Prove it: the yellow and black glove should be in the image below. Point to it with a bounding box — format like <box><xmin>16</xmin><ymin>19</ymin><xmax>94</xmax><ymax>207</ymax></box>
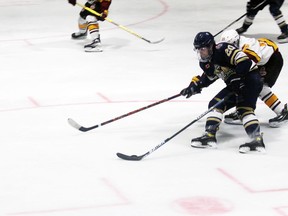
<box><xmin>180</xmin><ymin>75</ymin><xmax>202</xmax><ymax>98</ymax></box>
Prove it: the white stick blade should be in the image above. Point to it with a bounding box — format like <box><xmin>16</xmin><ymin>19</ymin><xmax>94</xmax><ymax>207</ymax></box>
<box><xmin>67</xmin><ymin>118</ymin><xmax>81</xmax><ymax>129</ymax></box>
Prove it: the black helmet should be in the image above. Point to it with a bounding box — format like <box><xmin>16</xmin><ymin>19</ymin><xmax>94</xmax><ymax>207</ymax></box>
<box><xmin>193</xmin><ymin>32</ymin><xmax>215</xmax><ymax>49</ymax></box>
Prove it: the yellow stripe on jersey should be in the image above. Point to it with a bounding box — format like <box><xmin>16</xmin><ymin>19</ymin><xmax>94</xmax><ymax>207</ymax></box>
<box><xmin>258</xmin><ymin>38</ymin><xmax>278</xmax><ymax>52</ymax></box>
<box><xmin>242</xmin><ymin>44</ymin><xmax>261</xmax><ymax>63</ymax></box>
<box><xmin>229</xmin><ymin>49</ymin><xmax>238</xmax><ymax>65</ymax></box>
<box><xmin>230</xmin><ymin>49</ymin><xmax>249</xmax><ymax>65</ymax></box>
<box><xmin>235</xmin><ymin>55</ymin><xmax>249</xmax><ymax>64</ymax></box>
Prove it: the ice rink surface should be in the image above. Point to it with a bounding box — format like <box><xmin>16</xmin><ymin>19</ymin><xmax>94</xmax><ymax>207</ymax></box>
<box><xmin>1</xmin><ymin>0</ymin><xmax>288</xmax><ymax>215</ymax></box>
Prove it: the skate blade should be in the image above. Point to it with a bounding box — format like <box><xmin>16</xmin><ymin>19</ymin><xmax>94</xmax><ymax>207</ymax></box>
<box><xmin>191</xmin><ymin>141</ymin><xmax>217</xmax><ymax>149</ymax></box>
<box><xmin>277</xmin><ymin>38</ymin><xmax>288</xmax><ymax>44</ymax></box>
<box><xmin>84</xmin><ymin>47</ymin><xmax>103</xmax><ymax>52</ymax></box>
<box><xmin>71</xmin><ymin>36</ymin><xmax>87</xmax><ymax>40</ymax></box>
<box><xmin>239</xmin><ymin>146</ymin><xmax>266</xmax><ymax>154</ymax></box>
<box><xmin>269</xmin><ymin>120</ymin><xmax>288</xmax><ymax>128</ymax></box>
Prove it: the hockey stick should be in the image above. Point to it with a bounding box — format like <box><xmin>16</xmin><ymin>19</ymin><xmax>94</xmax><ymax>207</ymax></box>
<box><xmin>76</xmin><ymin>3</ymin><xmax>164</xmax><ymax>44</ymax></box>
<box><xmin>68</xmin><ymin>93</ymin><xmax>181</xmax><ymax>132</ymax></box>
<box><xmin>213</xmin><ymin>0</ymin><xmax>268</xmax><ymax>37</ymax></box>
<box><xmin>117</xmin><ymin>93</ymin><xmax>233</xmax><ymax>161</ymax></box>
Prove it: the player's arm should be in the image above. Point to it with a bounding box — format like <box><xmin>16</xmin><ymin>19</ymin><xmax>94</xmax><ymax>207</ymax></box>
<box><xmin>225</xmin><ymin>45</ymin><xmax>257</xmax><ymax>94</ymax></box>
<box><xmin>180</xmin><ymin>72</ymin><xmax>216</xmax><ymax>98</ymax></box>
<box><xmin>98</xmin><ymin>0</ymin><xmax>111</xmax><ymax>20</ymax></box>
<box><xmin>199</xmin><ymin>62</ymin><xmax>218</xmax><ymax>87</ymax></box>
<box><xmin>226</xmin><ymin>45</ymin><xmax>257</xmax><ymax>75</ymax></box>
<box><xmin>242</xmin><ymin>43</ymin><xmax>261</xmax><ymax>63</ymax></box>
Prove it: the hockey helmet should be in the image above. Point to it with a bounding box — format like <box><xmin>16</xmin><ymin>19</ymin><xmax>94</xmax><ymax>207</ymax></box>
<box><xmin>220</xmin><ymin>29</ymin><xmax>240</xmax><ymax>47</ymax></box>
<box><xmin>193</xmin><ymin>32</ymin><xmax>215</xmax><ymax>62</ymax></box>
<box><xmin>193</xmin><ymin>32</ymin><xmax>215</xmax><ymax>49</ymax></box>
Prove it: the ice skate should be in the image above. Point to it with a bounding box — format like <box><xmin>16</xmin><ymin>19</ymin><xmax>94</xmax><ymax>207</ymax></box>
<box><xmin>277</xmin><ymin>32</ymin><xmax>288</xmax><ymax>44</ymax></box>
<box><xmin>239</xmin><ymin>135</ymin><xmax>266</xmax><ymax>154</ymax></box>
<box><xmin>224</xmin><ymin>111</ymin><xmax>242</xmax><ymax>125</ymax></box>
<box><xmin>269</xmin><ymin>104</ymin><xmax>288</xmax><ymax>128</ymax></box>
<box><xmin>71</xmin><ymin>31</ymin><xmax>87</xmax><ymax>40</ymax></box>
<box><xmin>236</xmin><ymin>26</ymin><xmax>248</xmax><ymax>34</ymax></box>
<box><xmin>84</xmin><ymin>38</ymin><xmax>103</xmax><ymax>52</ymax></box>
<box><xmin>191</xmin><ymin>132</ymin><xmax>217</xmax><ymax>149</ymax></box>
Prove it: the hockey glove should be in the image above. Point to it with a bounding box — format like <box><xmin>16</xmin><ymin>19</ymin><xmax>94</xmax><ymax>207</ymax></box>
<box><xmin>180</xmin><ymin>75</ymin><xmax>202</xmax><ymax>98</ymax></box>
<box><xmin>97</xmin><ymin>10</ymin><xmax>108</xmax><ymax>21</ymax></box>
<box><xmin>68</xmin><ymin>0</ymin><xmax>76</xmax><ymax>6</ymax></box>
<box><xmin>227</xmin><ymin>76</ymin><xmax>245</xmax><ymax>96</ymax></box>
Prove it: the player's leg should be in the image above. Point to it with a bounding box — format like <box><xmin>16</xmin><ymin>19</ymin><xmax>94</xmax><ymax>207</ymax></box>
<box><xmin>237</xmin><ymin>71</ymin><xmax>265</xmax><ymax>153</ymax></box>
<box><xmin>269</xmin><ymin>0</ymin><xmax>288</xmax><ymax>42</ymax></box>
<box><xmin>84</xmin><ymin>15</ymin><xmax>102</xmax><ymax>52</ymax></box>
<box><xmin>191</xmin><ymin>89</ymin><xmax>236</xmax><ymax>149</ymax></box>
<box><xmin>236</xmin><ymin>0</ymin><xmax>260</xmax><ymax>34</ymax></box>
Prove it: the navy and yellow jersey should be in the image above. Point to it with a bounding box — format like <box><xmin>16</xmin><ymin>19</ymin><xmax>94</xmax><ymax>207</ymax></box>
<box><xmin>198</xmin><ymin>62</ymin><xmax>217</xmax><ymax>88</ymax></box>
<box><xmin>199</xmin><ymin>42</ymin><xmax>258</xmax><ymax>86</ymax></box>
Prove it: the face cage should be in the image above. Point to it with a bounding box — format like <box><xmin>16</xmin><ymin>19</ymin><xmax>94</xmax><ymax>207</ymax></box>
<box><xmin>195</xmin><ymin>46</ymin><xmax>213</xmax><ymax>63</ymax></box>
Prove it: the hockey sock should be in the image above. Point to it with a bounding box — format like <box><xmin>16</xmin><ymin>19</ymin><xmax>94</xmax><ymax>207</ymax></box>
<box><xmin>259</xmin><ymin>85</ymin><xmax>284</xmax><ymax>115</ymax></box>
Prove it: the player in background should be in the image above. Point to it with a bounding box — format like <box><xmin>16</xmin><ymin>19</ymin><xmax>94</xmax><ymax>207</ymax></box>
<box><xmin>68</xmin><ymin>0</ymin><xmax>112</xmax><ymax>52</ymax></box>
<box><xmin>180</xmin><ymin>32</ymin><xmax>265</xmax><ymax>153</ymax></box>
<box><xmin>220</xmin><ymin>29</ymin><xmax>288</xmax><ymax>127</ymax></box>
<box><xmin>236</xmin><ymin>0</ymin><xmax>288</xmax><ymax>43</ymax></box>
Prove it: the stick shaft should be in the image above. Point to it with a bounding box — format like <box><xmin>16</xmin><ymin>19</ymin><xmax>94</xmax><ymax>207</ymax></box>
<box><xmin>100</xmin><ymin>94</ymin><xmax>181</xmax><ymax>127</ymax></box>
<box><xmin>213</xmin><ymin>0</ymin><xmax>267</xmax><ymax>37</ymax></box>
<box><xmin>69</xmin><ymin>93</ymin><xmax>181</xmax><ymax>132</ymax></box>
<box><xmin>117</xmin><ymin>93</ymin><xmax>233</xmax><ymax>160</ymax></box>
<box><xmin>76</xmin><ymin>3</ymin><xmax>159</xmax><ymax>43</ymax></box>
<box><xmin>143</xmin><ymin>94</ymin><xmax>231</xmax><ymax>157</ymax></box>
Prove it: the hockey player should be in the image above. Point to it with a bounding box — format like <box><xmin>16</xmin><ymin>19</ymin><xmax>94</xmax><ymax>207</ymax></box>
<box><xmin>180</xmin><ymin>32</ymin><xmax>265</xmax><ymax>153</ymax></box>
<box><xmin>220</xmin><ymin>29</ymin><xmax>288</xmax><ymax>127</ymax></box>
<box><xmin>236</xmin><ymin>0</ymin><xmax>288</xmax><ymax>43</ymax></box>
<box><xmin>68</xmin><ymin>0</ymin><xmax>112</xmax><ymax>52</ymax></box>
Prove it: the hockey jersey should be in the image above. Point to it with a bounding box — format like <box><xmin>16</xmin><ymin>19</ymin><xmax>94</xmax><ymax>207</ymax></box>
<box><xmin>199</xmin><ymin>42</ymin><xmax>258</xmax><ymax>87</ymax></box>
<box><xmin>239</xmin><ymin>36</ymin><xmax>278</xmax><ymax>66</ymax></box>
<box><xmin>87</xmin><ymin>0</ymin><xmax>111</xmax><ymax>13</ymax></box>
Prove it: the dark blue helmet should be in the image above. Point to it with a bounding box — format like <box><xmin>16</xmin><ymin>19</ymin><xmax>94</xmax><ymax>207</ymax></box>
<box><xmin>193</xmin><ymin>32</ymin><xmax>215</xmax><ymax>49</ymax></box>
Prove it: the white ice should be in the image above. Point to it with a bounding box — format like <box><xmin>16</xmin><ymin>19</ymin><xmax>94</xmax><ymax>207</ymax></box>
<box><xmin>1</xmin><ymin>0</ymin><xmax>288</xmax><ymax>215</ymax></box>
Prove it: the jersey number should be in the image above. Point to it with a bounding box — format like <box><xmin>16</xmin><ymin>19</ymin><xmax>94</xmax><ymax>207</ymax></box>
<box><xmin>225</xmin><ymin>44</ymin><xmax>235</xmax><ymax>57</ymax></box>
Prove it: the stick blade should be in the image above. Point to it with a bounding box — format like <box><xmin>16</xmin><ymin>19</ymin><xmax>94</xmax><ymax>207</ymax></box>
<box><xmin>67</xmin><ymin>118</ymin><xmax>89</xmax><ymax>132</ymax></box>
<box><xmin>149</xmin><ymin>37</ymin><xmax>165</xmax><ymax>44</ymax></box>
<box><xmin>68</xmin><ymin>118</ymin><xmax>81</xmax><ymax>129</ymax></box>
<box><xmin>116</xmin><ymin>153</ymin><xmax>143</xmax><ymax>161</ymax></box>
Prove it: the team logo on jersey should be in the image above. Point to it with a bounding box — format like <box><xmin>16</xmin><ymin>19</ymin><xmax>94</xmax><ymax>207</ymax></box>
<box><xmin>205</xmin><ymin>63</ymin><xmax>210</xmax><ymax>69</ymax></box>
<box><xmin>214</xmin><ymin>65</ymin><xmax>235</xmax><ymax>81</ymax></box>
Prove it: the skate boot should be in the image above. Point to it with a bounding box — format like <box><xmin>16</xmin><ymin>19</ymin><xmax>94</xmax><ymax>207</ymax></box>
<box><xmin>84</xmin><ymin>38</ymin><xmax>102</xmax><ymax>52</ymax></box>
<box><xmin>224</xmin><ymin>110</ymin><xmax>242</xmax><ymax>125</ymax></box>
<box><xmin>239</xmin><ymin>134</ymin><xmax>266</xmax><ymax>154</ymax></box>
<box><xmin>71</xmin><ymin>31</ymin><xmax>87</xmax><ymax>40</ymax></box>
<box><xmin>269</xmin><ymin>104</ymin><xmax>288</xmax><ymax>128</ymax></box>
<box><xmin>191</xmin><ymin>132</ymin><xmax>217</xmax><ymax>149</ymax></box>
<box><xmin>277</xmin><ymin>31</ymin><xmax>288</xmax><ymax>44</ymax></box>
<box><xmin>236</xmin><ymin>26</ymin><xmax>248</xmax><ymax>34</ymax></box>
